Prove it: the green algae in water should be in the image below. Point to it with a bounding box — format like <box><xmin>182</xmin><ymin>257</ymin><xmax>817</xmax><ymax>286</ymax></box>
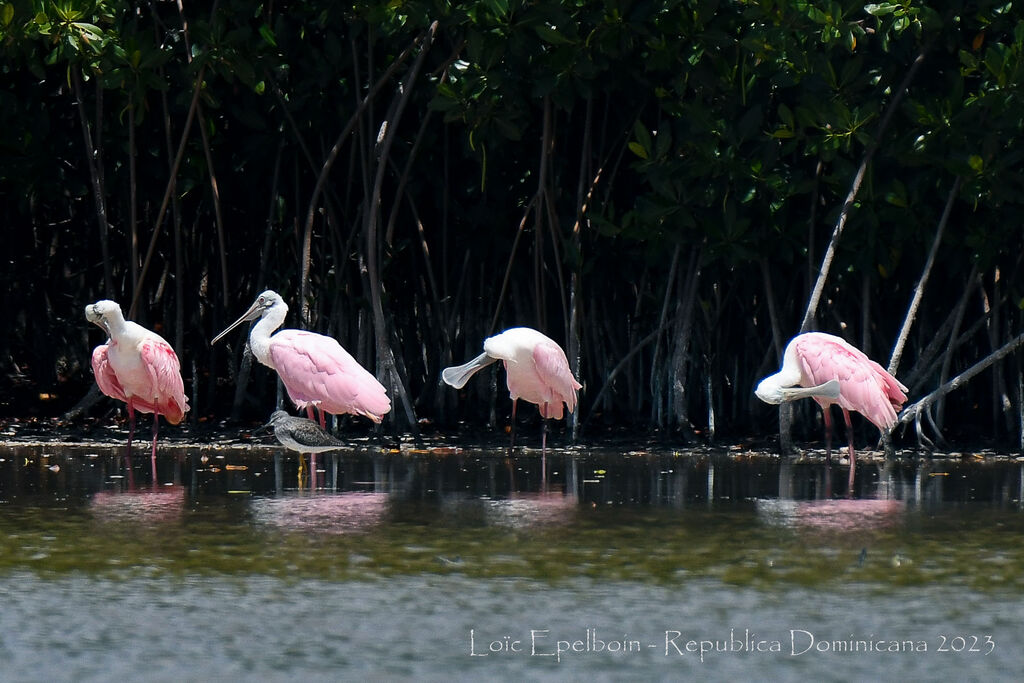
<box><xmin>2</xmin><ymin>446</ymin><xmax>1024</xmax><ymax>591</ymax></box>
<box><xmin>2</xmin><ymin>487</ymin><xmax>1024</xmax><ymax>592</ymax></box>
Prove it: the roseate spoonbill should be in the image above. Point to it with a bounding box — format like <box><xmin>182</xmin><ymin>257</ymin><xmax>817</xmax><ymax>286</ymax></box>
<box><xmin>267</xmin><ymin>410</ymin><xmax>345</xmax><ymax>489</ymax></box>
<box><xmin>755</xmin><ymin>332</ymin><xmax>908</xmax><ymax>494</ymax></box>
<box><xmin>442</xmin><ymin>327</ymin><xmax>582</xmax><ymax>451</ymax></box>
<box><xmin>85</xmin><ymin>300</ymin><xmax>189</xmax><ymax>467</ymax></box>
<box><xmin>211</xmin><ymin>290</ymin><xmax>390</xmax><ymax>427</ymax></box>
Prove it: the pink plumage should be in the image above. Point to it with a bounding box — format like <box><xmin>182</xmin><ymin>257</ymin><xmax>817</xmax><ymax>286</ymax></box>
<box><xmin>756</xmin><ymin>331</ymin><xmax>908</xmax><ymax>495</ymax></box>
<box><xmin>91</xmin><ymin>344</ymin><xmax>127</xmax><ymax>403</ymax></box>
<box><xmin>792</xmin><ymin>333</ymin><xmax>907</xmax><ymax>431</ymax></box>
<box><xmin>268</xmin><ymin>329</ymin><xmax>391</xmax><ymax>422</ymax></box>
<box><xmin>86</xmin><ymin>300</ymin><xmax>189</xmax><ymax>461</ymax></box>
<box><xmin>503</xmin><ymin>340</ymin><xmax>580</xmax><ymax>420</ymax></box>
<box><xmin>442</xmin><ymin>327</ymin><xmax>582</xmax><ymax>448</ymax></box>
<box><xmin>90</xmin><ymin>339</ymin><xmax>188</xmax><ymax>424</ymax></box>
<box><xmin>212</xmin><ymin>290</ymin><xmax>390</xmax><ymax>425</ymax></box>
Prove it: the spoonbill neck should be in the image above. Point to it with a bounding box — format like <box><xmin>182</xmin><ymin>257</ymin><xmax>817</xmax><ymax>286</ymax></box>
<box><xmin>754</xmin><ymin>345</ymin><xmax>804</xmax><ymax>405</ymax></box>
<box><xmin>249</xmin><ymin>303</ymin><xmax>288</xmax><ymax>367</ymax></box>
<box><xmin>103</xmin><ymin>309</ymin><xmax>130</xmax><ymax>339</ymax></box>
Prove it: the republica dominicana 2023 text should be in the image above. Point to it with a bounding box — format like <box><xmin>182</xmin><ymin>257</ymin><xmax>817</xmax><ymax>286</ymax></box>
<box><xmin>468</xmin><ymin>628</ymin><xmax>994</xmax><ymax>663</ymax></box>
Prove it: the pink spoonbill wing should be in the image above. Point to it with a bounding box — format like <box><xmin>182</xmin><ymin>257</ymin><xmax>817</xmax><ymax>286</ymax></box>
<box><xmin>531</xmin><ymin>341</ymin><xmax>582</xmax><ymax>419</ymax></box>
<box><xmin>794</xmin><ymin>334</ymin><xmax>907</xmax><ymax>431</ymax></box>
<box><xmin>91</xmin><ymin>344</ymin><xmax>128</xmax><ymax>403</ymax></box>
<box><xmin>268</xmin><ymin>330</ymin><xmax>391</xmax><ymax>422</ymax></box>
<box><xmin>138</xmin><ymin>337</ymin><xmax>188</xmax><ymax>424</ymax></box>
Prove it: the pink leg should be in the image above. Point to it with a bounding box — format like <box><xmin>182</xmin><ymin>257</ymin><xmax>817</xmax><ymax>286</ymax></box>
<box><xmin>304</xmin><ymin>405</ymin><xmax>326</xmax><ymax>429</ymax></box>
<box><xmin>540</xmin><ymin>403</ymin><xmax>548</xmax><ymax>455</ymax></box>
<box><xmin>126</xmin><ymin>402</ymin><xmax>136</xmax><ymax>456</ymax></box>
<box><xmin>842</xmin><ymin>408</ymin><xmax>856</xmax><ymax>497</ymax></box>
<box><xmin>310</xmin><ymin>453</ymin><xmax>318</xmax><ymax>489</ymax></box>
<box><xmin>151</xmin><ymin>415</ymin><xmax>160</xmax><ymax>488</ymax></box>
<box><xmin>821</xmin><ymin>406</ymin><xmax>834</xmax><ymax>499</ymax></box>
<box><xmin>509</xmin><ymin>399</ymin><xmax>518</xmax><ymax>450</ymax></box>
<box><xmin>821</xmin><ymin>406</ymin><xmax>833</xmax><ymax>464</ymax></box>
<box><xmin>540</xmin><ymin>406</ymin><xmax>548</xmax><ymax>493</ymax></box>
<box><xmin>124</xmin><ymin>402</ymin><xmax>136</xmax><ymax>489</ymax></box>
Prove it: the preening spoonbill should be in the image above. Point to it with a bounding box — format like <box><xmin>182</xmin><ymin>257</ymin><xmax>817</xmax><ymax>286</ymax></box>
<box><xmin>212</xmin><ymin>290</ymin><xmax>390</xmax><ymax>427</ymax></box>
<box><xmin>85</xmin><ymin>300</ymin><xmax>189</xmax><ymax>463</ymax></box>
<box><xmin>443</xmin><ymin>327</ymin><xmax>582</xmax><ymax>450</ymax></box>
<box><xmin>756</xmin><ymin>332</ymin><xmax>907</xmax><ymax>494</ymax></box>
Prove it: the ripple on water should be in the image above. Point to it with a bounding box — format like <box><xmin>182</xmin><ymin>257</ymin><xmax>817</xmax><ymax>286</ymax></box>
<box><xmin>1</xmin><ymin>446</ymin><xmax>1024</xmax><ymax>678</ymax></box>
<box><xmin>0</xmin><ymin>573</ymin><xmax>1020</xmax><ymax>680</ymax></box>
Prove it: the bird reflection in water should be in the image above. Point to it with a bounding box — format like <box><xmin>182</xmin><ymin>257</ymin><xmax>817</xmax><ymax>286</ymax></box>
<box><xmin>481</xmin><ymin>491</ymin><xmax>580</xmax><ymax>530</ymax></box>
<box><xmin>89</xmin><ymin>485</ymin><xmax>187</xmax><ymax>525</ymax></box>
<box><xmin>755</xmin><ymin>497</ymin><xmax>905</xmax><ymax>531</ymax></box>
<box><xmin>249</xmin><ymin>492</ymin><xmax>389</xmax><ymax>535</ymax></box>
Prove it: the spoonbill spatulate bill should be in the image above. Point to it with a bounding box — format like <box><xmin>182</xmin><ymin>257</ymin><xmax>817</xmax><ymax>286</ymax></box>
<box><xmin>443</xmin><ymin>327</ymin><xmax>582</xmax><ymax>451</ymax></box>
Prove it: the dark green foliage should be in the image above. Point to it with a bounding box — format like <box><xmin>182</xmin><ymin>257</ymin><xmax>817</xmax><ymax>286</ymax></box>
<box><xmin>1</xmin><ymin>1</ymin><xmax>1023</xmax><ymax>446</ymax></box>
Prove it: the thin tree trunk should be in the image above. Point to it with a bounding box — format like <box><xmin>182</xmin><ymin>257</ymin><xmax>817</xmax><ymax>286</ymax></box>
<box><xmin>938</xmin><ymin>271</ymin><xmax>985</xmax><ymax>426</ymax></box>
<box><xmin>760</xmin><ymin>257</ymin><xmax>784</xmax><ymax>361</ymax></box>
<box><xmin>861</xmin><ymin>272</ymin><xmax>870</xmax><ymax>355</ymax></box>
<box><xmin>568</xmin><ymin>98</ymin><xmax>600</xmax><ymax>440</ymax></box>
<box><xmin>888</xmin><ymin>176</ymin><xmax>962</xmax><ymax>376</ymax></box>
<box><xmin>898</xmin><ymin>331</ymin><xmax>1024</xmax><ymax>430</ymax></box>
<box><xmin>581</xmin><ymin>326</ymin><xmax>665</xmax><ymax>432</ymax></box>
<box><xmin>71</xmin><ymin>68</ymin><xmax>113</xmax><ymax>298</ymax></box>
<box><xmin>128</xmin><ymin>101</ymin><xmax>138</xmax><ymax>299</ymax></box>
<box><xmin>364</xmin><ymin>20</ymin><xmax>438</xmax><ymax>431</ymax></box>
<box><xmin>651</xmin><ymin>244</ymin><xmax>682</xmax><ymax>427</ymax></box>
<box><xmin>671</xmin><ymin>247</ymin><xmax>702</xmax><ymax>434</ymax></box>
<box><xmin>197</xmin><ymin>107</ymin><xmax>230</xmax><ymax>308</ymax></box>
<box><xmin>298</xmin><ymin>25</ymin><xmax>428</xmax><ymax>327</ymax></box>
<box><xmin>799</xmin><ymin>48</ymin><xmax>929</xmax><ymax>333</ymax></box>
<box><xmin>129</xmin><ymin>62</ymin><xmax>206</xmax><ymax>319</ymax></box>
<box><xmin>903</xmin><ymin>265</ymin><xmax>978</xmax><ymax>393</ymax></box>
<box><xmin>806</xmin><ymin>158</ymin><xmax>822</xmax><ymax>302</ymax></box>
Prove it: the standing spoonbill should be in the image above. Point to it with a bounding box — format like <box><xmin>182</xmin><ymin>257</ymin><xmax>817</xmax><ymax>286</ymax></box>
<box><xmin>267</xmin><ymin>410</ymin><xmax>345</xmax><ymax>489</ymax></box>
<box><xmin>211</xmin><ymin>290</ymin><xmax>390</xmax><ymax>427</ymax></box>
<box><xmin>85</xmin><ymin>300</ymin><xmax>189</xmax><ymax>467</ymax></box>
<box><xmin>442</xmin><ymin>327</ymin><xmax>582</xmax><ymax>451</ymax></box>
<box><xmin>755</xmin><ymin>332</ymin><xmax>907</xmax><ymax>495</ymax></box>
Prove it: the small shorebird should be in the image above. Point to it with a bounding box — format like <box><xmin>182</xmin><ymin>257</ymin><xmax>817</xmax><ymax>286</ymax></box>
<box><xmin>266</xmin><ymin>410</ymin><xmax>345</xmax><ymax>488</ymax></box>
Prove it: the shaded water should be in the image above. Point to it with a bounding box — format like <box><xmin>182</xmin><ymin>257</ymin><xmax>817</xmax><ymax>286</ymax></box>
<box><xmin>2</xmin><ymin>443</ymin><xmax>1023</xmax><ymax>680</ymax></box>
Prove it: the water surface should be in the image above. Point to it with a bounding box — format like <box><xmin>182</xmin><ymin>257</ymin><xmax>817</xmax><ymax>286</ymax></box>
<box><xmin>1</xmin><ymin>444</ymin><xmax>1022</xmax><ymax>680</ymax></box>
